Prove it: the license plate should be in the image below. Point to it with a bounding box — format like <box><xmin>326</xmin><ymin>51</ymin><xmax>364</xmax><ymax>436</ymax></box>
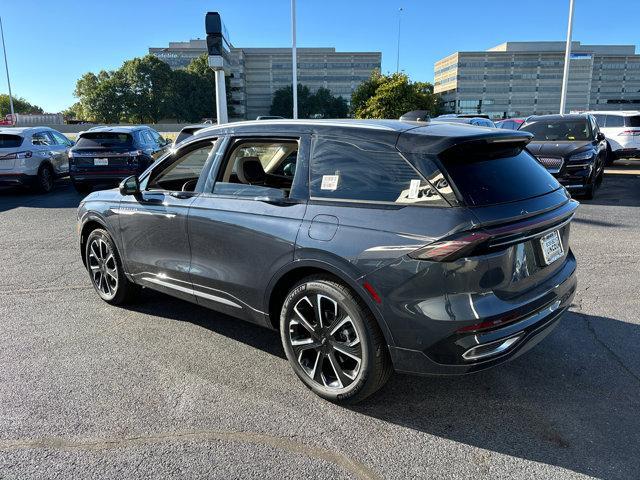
<box><xmin>94</xmin><ymin>158</ymin><xmax>108</xmax><ymax>166</ymax></box>
<box><xmin>540</xmin><ymin>230</ymin><xmax>564</xmax><ymax>265</ymax></box>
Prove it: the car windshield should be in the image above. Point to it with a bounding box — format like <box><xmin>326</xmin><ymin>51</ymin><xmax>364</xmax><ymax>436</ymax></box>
<box><xmin>76</xmin><ymin>132</ymin><xmax>133</xmax><ymax>148</ymax></box>
<box><xmin>520</xmin><ymin>119</ymin><xmax>590</xmax><ymax>141</ymax></box>
<box><xmin>0</xmin><ymin>134</ymin><xmax>23</xmax><ymax>148</ymax></box>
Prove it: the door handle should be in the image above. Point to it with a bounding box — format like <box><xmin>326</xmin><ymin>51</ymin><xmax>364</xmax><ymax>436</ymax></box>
<box><xmin>169</xmin><ymin>191</ymin><xmax>192</xmax><ymax>199</ymax></box>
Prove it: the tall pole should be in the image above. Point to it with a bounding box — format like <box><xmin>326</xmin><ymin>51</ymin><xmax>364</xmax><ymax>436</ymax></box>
<box><xmin>214</xmin><ymin>69</ymin><xmax>228</xmax><ymax>124</ymax></box>
<box><xmin>291</xmin><ymin>0</ymin><xmax>298</xmax><ymax>119</ymax></box>
<box><xmin>559</xmin><ymin>0</ymin><xmax>575</xmax><ymax>114</ymax></box>
<box><xmin>0</xmin><ymin>16</ymin><xmax>15</xmax><ymax>121</ymax></box>
<box><xmin>396</xmin><ymin>8</ymin><xmax>403</xmax><ymax>73</ymax></box>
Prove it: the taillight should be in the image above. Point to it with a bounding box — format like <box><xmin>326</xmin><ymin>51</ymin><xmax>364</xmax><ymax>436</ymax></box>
<box><xmin>408</xmin><ymin>231</ymin><xmax>491</xmax><ymax>262</ymax></box>
<box><xmin>618</xmin><ymin>130</ymin><xmax>640</xmax><ymax>136</ymax></box>
<box><xmin>1</xmin><ymin>151</ymin><xmax>32</xmax><ymax>160</ymax></box>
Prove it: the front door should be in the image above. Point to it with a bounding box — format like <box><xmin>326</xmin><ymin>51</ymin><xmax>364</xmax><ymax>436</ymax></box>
<box><xmin>187</xmin><ymin>135</ymin><xmax>310</xmax><ymax>324</ymax></box>
<box><xmin>118</xmin><ymin>139</ymin><xmax>218</xmax><ymax>302</ymax></box>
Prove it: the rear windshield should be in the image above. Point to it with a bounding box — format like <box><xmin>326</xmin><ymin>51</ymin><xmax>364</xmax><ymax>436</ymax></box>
<box><xmin>438</xmin><ymin>147</ymin><xmax>560</xmax><ymax>207</ymax></box>
<box><xmin>76</xmin><ymin>132</ymin><xmax>133</xmax><ymax>148</ymax></box>
<box><xmin>0</xmin><ymin>134</ymin><xmax>23</xmax><ymax>148</ymax></box>
<box><xmin>520</xmin><ymin>119</ymin><xmax>590</xmax><ymax>141</ymax></box>
<box><xmin>625</xmin><ymin>116</ymin><xmax>640</xmax><ymax>128</ymax></box>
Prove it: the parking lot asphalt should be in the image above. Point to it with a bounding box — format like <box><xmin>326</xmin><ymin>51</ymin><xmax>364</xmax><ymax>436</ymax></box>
<box><xmin>1</xmin><ymin>162</ymin><xmax>639</xmax><ymax>480</ymax></box>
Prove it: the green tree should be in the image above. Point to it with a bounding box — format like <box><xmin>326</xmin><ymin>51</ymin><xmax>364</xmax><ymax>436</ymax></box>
<box><xmin>269</xmin><ymin>84</ymin><xmax>348</xmax><ymax>119</ymax></box>
<box><xmin>185</xmin><ymin>54</ymin><xmax>235</xmax><ymax>118</ymax></box>
<box><xmin>351</xmin><ymin>71</ymin><xmax>440</xmax><ymax>119</ymax></box>
<box><xmin>74</xmin><ymin>71</ymin><xmax>128</xmax><ymax>123</ymax></box>
<box><xmin>0</xmin><ymin>94</ymin><xmax>44</xmax><ymax>117</ymax></box>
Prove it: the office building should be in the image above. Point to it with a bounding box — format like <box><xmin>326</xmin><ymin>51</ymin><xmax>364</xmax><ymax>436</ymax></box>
<box><xmin>150</xmin><ymin>40</ymin><xmax>381</xmax><ymax>120</ymax></box>
<box><xmin>434</xmin><ymin>41</ymin><xmax>640</xmax><ymax>118</ymax></box>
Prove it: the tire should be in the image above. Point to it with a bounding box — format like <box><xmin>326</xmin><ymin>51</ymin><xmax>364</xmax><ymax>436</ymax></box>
<box><xmin>605</xmin><ymin>144</ymin><xmax>614</xmax><ymax>166</ymax></box>
<box><xmin>35</xmin><ymin>163</ymin><xmax>54</xmax><ymax>193</ymax></box>
<box><xmin>583</xmin><ymin>179</ymin><xmax>596</xmax><ymax>200</ymax></box>
<box><xmin>84</xmin><ymin>228</ymin><xmax>138</xmax><ymax>305</ymax></box>
<box><xmin>73</xmin><ymin>181</ymin><xmax>92</xmax><ymax>194</ymax></box>
<box><xmin>280</xmin><ymin>275</ymin><xmax>392</xmax><ymax>404</ymax></box>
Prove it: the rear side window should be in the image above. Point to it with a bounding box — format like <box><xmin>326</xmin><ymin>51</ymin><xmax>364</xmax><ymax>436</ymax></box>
<box><xmin>76</xmin><ymin>132</ymin><xmax>133</xmax><ymax>148</ymax></box>
<box><xmin>310</xmin><ymin>138</ymin><xmax>447</xmax><ymax>206</ymax></box>
<box><xmin>0</xmin><ymin>134</ymin><xmax>23</xmax><ymax>148</ymax></box>
<box><xmin>32</xmin><ymin>132</ymin><xmax>55</xmax><ymax>146</ymax></box>
<box><xmin>439</xmin><ymin>146</ymin><xmax>560</xmax><ymax>207</ymax></box>
<box><xmin>605</xmin><ymin>115</ymin><xmax>624</xmax><ymax>128</ymax></box>
<box><xmin>625</xmin><ymin>116</ymin><xmax>640</xmax><ymax>127</ymax></box>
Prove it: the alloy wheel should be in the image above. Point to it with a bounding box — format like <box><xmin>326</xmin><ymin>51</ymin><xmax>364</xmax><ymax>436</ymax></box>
<box><xmin>87</xmin><ymin>237</ymin><xmax>119</xmax><ymax>297</ymax></box>
<box><xmin>40</xmin><ymin>166</ymin><xmax>53</xmax><ymax>192</ymax></box>
<box><xmin>288</xmin><ymin>293</ymin><xmax>362</xmax><ymax>389</ymax></box>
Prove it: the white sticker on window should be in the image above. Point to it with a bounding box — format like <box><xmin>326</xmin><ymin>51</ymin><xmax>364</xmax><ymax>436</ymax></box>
<box><xmin>408</xmin><ymin>179</ymin><xmax>421</xmax><ymax>199</ymax></box>
<box><xmin>321</xmin><ymin>175</ymin><xmax>339</xmax><ymax>191</ymax></box>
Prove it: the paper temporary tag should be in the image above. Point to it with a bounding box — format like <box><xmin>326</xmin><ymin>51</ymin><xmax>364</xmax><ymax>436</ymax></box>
<box><xmin>321</xmin><ymin>175</ymin><xmax>339</xmax><ymax>191</ymax></box>
<box><xmin>408</xmin><ymin>179</ymin><xmax>421</xmax><ymax>199</ymax></box>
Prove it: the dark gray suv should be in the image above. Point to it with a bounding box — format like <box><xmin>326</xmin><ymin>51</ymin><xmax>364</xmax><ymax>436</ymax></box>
<box><xmin>77</xmin><ymin>119</ymin><xmax>578</xmax><ymax>403</ymax></box>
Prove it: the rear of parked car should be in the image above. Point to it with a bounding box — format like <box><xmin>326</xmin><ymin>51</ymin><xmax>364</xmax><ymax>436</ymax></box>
<box><xmin>0</xmin><ymin>127</ymin><xmax>72</xmax><ymax>192</ymax></box>
<box><xmin>69</xmin><ymin>127</ymin><xmax>169</xmax><ymax>193</ymax></box>
<box><xmin>588</xmin><ymin>111</ymin><xmax>640</xmax><ymax>161</ymax></box>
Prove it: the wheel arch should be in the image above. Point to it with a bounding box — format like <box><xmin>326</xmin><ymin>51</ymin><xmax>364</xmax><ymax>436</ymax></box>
<box><xmin>79</xmin><ymin>215</ymin><xmax>111</xmax><ymax>268</ymax></box>
<box><xmin>264</xmin><ymin>260</ymin><xmax>396</xmax><ymax>348</ymax></box>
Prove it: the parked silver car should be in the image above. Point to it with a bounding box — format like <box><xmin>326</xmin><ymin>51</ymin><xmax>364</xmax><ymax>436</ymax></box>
<box><xmin>0</xmin><ymin>127</ymin><xmax>73</xmax><ymax>192</ymax></box>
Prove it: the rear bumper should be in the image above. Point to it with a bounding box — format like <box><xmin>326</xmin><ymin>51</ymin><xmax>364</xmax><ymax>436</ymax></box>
<box><xmin>71</xmin><ymin>170</ymin><xmax>139</xmax><ymax>185</ymax></box>
<box><xmin>612</xmin><ymin>147</ymin><xmax>640</xmax><ymax>159</ymax></box>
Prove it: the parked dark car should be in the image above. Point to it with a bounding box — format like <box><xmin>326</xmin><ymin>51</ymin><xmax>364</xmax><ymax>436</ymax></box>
<box><xmin>77</xmin><ymin>119</ymin><xmax>577</xmax><ymax>403</ymax></box>
<box><xmin>520</xmin><ymin>114</ymin><xmax>607</xmax><ymax>199</ymax></box>
<box><xmin>495</xmin><ymin>118</ymin><xmax>525</xmax><ymax>130</ymax></box>
<box><xmin>174</xmin><ymin>124</ymin><xmax>209</xmax><ymax>146</ymax></box>
<box><xmin>435</xmin><ymin>116</ymin><xmax>496</xmax><ymax>128</ymax></box>
<box><xmin>69</xmin><ymin>126</ymin><xmax>170</xmax><ymax>193</ymax></box>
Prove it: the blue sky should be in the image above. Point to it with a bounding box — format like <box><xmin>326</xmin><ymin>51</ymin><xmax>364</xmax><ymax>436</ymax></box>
<box><xmin>2</xmin><ymin>0</ymin><xmax>639</xmax><ymax>112</ymax></box>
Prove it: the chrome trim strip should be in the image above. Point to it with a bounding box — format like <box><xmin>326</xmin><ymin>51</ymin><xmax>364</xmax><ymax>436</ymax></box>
<box><xmin>141</xmin><ymin>276</ymin><xmax>242</xmax><ymax>309</ymax></box>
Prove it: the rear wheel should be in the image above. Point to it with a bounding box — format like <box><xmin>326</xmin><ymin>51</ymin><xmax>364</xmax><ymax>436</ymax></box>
<box><xmin>280</xmin><ymin>275</ymin><xmax>392</xmax><ymax>404</ymax></box>
<box><xmin>35</xmin><ymin>164</ymin><xmax>54</xmax><ymax>193</ymax></box>
<box><xmin>85</xmin><ymin>229</ymin><xmax>138</xmax><ymax>305</ymax></box>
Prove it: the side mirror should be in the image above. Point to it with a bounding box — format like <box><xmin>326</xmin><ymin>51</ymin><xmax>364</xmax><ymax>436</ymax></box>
<box><xmin>119</xmin><ymin>175</ymin><xmax>140</xmax><ymax>196</ymax></box>
<box><xmin>597</xmin><ymin>132</ymin><xmax>606</xmax><ymax>142</ymax></box>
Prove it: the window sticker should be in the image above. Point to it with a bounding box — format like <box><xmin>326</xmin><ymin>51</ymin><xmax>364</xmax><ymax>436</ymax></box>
<box><xmin>321</xmin><ymin>175</ymin><xmax>339</xmax><ymax>191</ymax></box>
<box><xmin>408</xmin><ymin>179</ymin><xmax>421</xmax><ymax>199</ymax></box>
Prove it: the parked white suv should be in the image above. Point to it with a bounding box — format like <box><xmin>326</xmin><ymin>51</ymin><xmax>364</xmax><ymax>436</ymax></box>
<box><xmin>586</xmin><ymin>111</ymin><xmax>640</xmax><ymax>163</ymax></box>
<box><xmin>0</xmin><ymin>127</ymin><xmax>73</xmax><ymax>193</ymax></box>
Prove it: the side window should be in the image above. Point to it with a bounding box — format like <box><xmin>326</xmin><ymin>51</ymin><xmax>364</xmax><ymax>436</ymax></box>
<box><xmin>51</xmin><ymin>131</ymin><xmax>71</xmax><ymax>146</ymax></box>
<box><xmin>592</xmin><ymin>114</ymin><xmax>606</xmax><ymax>128</ymax></box>
<box><xmin>146</xmin><ymin>141</ymin><xmax>216</xmax><ymax>192</ymax></box>
<box><xmin>310</xmin><ymin>138</ymin><xmax>446</xmax><ymax>206</ymax></box>
<box><xmin>605</xmin><ymin>115</ymin><xmax>624</xmax><ymax>128</ymax></box>
<box><xmin>149</xmin><ymin>129</ymin><xmax>165</xmax><ymax>146</ymax></box>
<box><xmin>589</xmin><ymin>116</ymin><xmax>599</xmax><ymax>136</ymax></box>
<box><xmin>140</xmin><ymin>130</ymin><xmax>154</xmax><ymax>145</ymax></box>
<box><xmin>213</xmin><ymin>139</ymin><xmax>299</xmax><ymax>198</ymax></box>
<box><xmin>32</xmin><ymin>132</ymin><xmax>54</xmax><ymax>146</ymax></box>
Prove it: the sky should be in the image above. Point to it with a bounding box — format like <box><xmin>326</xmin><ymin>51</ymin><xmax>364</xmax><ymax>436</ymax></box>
<box><xmin>2</xmin><ymin>0</ymin><xmax>640</xmax><ymax>113</ymax></box>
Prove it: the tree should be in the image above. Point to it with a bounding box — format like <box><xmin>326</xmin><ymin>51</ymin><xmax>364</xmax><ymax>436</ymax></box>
<box><xmin>0</xmin><ymin>94</ymin><xmax>44</xmax><ymax>117</ymax></box>
<box><xmin>269</xmin><ymin>84</ymin><xmax>348</xmax><ymax>119</ymax></box>
<box><xmin>351</xmin><ymin>71</ymin><xmax>441</xmax><ymax>119</ymax></box>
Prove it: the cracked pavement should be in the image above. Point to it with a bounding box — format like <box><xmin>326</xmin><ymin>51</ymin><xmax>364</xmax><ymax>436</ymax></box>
<box><xmin>0</xmin><ymin>164</ymin><xmax>639</xmax><ymax>479</ymax></box>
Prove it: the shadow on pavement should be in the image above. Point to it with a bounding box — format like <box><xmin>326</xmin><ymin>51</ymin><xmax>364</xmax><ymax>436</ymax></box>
<box><xmin>581</xmin><ymin>165</ymin><xmax>640</xmax><ymax>207</ymax></box>
<box><xmin>121</xmin><ymin>287</ymin><xmax>640</xmax><ymax>479</ymax></box>
<box><xmin>0</xmin><ymin>180</ymin><xmax>85</xmax><ymax>213</ymax></box>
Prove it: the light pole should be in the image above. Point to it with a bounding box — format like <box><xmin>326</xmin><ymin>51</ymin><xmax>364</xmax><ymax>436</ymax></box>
<box><xmin>559</xmin><ymin>0</ymin><xmax>575</xmax><ymax>114</ymax></box>
<box><xmin>396</xmin><ymin>7</ymin><xmax>403</xmax><ymax>73</ymax></box>
<box><xmin>0</xmin><ymin>16</ymin><xmax>15</xmax><ymax>121</ymax></box>
<box><xmin>291</xmin><ymin>0</ymin><xmax>298</xmax><ymax>119</ymax></box>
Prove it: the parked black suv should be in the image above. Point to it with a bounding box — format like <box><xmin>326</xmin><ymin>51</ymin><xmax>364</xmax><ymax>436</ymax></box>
<box><xmin>520</xmin><ymin>114</ymin><xmax>607</xmax><ymax>199</ymax></box>
<box><xmin>69</xmin><ymin>126</ymin><xmax>170</xmax><ymax>193</ymax></box>
<box><xmin>77</xmin><ymin>119</ymin><xmax>577</xmax><ymax>403</ymax></box>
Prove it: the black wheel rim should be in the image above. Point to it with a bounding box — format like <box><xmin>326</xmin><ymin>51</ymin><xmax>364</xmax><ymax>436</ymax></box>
<box><xmin>288</xmin><ymin>293</ymin><xmax>362</xmax><ymax>389</ymax></box>
<box><xmin>87</xmin><ymin>238</ymin><xmax>118</xmax><ymax>297</ymax></box>
<box><xmin>41</xmin><ymin>168</ymin><xmax>53</xmax><ymax>190</ymax></box>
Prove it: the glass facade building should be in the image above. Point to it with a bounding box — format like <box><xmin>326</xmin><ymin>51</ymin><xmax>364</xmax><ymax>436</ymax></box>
<box><xmin>434</xmin><ymin>41</ymin><xmax>640</xmax><ymax>118</ymax></box>
<box><xmin>150</xmin><ymin>40</ymin><xmax>381</xmax><ymax>120</ymax></box>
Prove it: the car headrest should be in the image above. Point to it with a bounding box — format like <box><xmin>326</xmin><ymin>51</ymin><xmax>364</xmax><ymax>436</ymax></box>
<box><xmin>236</xmin><ymin>156</ymin><xmax>265</xmax><ymax>185</ymax></box>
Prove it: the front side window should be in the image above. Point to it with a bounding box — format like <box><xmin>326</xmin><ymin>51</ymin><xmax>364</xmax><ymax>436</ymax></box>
<box><xmin>147</xmin><ymin>142</ymin><xmax>216</xmax><ymax>192</ymax></box>
<box><xmin>310</xmin><ymin>138</ymin><xmax>446</xmax><ymax>205</ymax></box>
<box><xmin>148</xmin><ymin>129</ymin><xmax>165</xmax><ymax>145</ymax></box>
<box><xmin>520</xmin><ymin>119</ymin><xmax>590</xmax><ymax>141</ymax></box>
<box><xmin>51</xmin><ymin>131</ymin><xmax>71</xmax><ymax>146</ymax></box>
<box><xmin>213</xmin><ymin>139</ymin><xmax>299</xmax><ymax>198</ymax></box>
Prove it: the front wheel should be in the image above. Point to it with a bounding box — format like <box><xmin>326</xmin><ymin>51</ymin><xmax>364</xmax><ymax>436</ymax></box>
<box><xmin>85</xmin><ymin>229</ymin><xmax>138</xmax><ymax>305</ymax></box>
<box><xmin>280</xmin><ymin>275</ymin><xmax>392</xmax><ymax>404</ymax></box>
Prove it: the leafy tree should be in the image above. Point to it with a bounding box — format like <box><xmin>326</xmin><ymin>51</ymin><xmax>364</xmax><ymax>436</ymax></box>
<box><xmin>269</xmin><ymin>84</ymin><xmax>348</xmax><ymax>119</ymax></box>
<box><xmin>0</xmin><ymin>94</ymin><xmax>44</xmax><ymax>117</ymax></box>
<box><xmin>351</xmin><ymin>71</ymin><xmax>441</xmax><ymax>119</ymax></box>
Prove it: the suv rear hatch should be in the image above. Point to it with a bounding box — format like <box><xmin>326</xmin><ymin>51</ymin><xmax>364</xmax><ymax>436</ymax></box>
<box><xmin>399</xmin><ymin>124</ymin><xmax>578</xmax><ymax>298</ymax></box>
<box><xmin>71</xmin><ymin>132</ymin><xmax>137</xmax><ymax>173</ymax></box>
<box><xmin>0</xmin><ymin>134</ymin><xmax>24</xmax><ymax>171</ymax></box>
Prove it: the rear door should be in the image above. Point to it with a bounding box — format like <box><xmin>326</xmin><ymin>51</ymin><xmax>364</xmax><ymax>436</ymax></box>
<box><xmin>186</xmin><ymin>134</ymin><xmax>310</xmax><ymax>323</ymax></box>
